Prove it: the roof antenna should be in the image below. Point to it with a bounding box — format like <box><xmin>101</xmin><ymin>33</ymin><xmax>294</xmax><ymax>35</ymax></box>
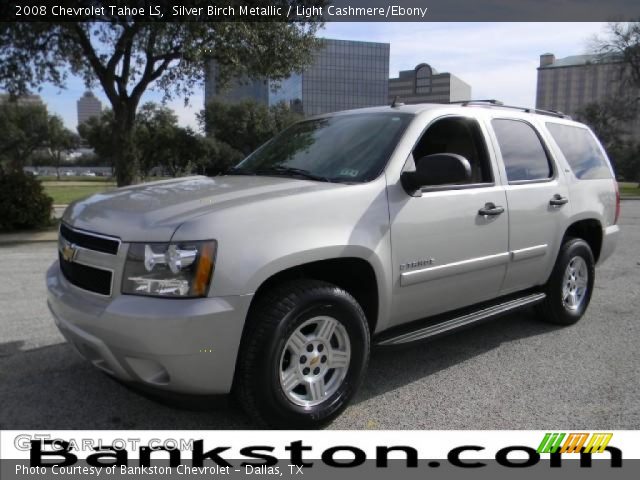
<box><xmin>391</xmin><ymin>96</ymin><xmax>404</xmax><ymax>108</ymax></box>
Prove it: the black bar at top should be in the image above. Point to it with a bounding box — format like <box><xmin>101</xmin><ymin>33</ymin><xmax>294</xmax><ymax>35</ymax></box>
<box><xmin>1</xmin><ymin>0</ymin><xmax>639</xmax><ymax>22</ymax></box>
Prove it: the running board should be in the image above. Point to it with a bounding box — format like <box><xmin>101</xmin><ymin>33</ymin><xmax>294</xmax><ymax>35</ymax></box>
<box><xmin>376</xmin><ymin>292</ymin><xmax>546</xmax><ymax>347</ymax></box>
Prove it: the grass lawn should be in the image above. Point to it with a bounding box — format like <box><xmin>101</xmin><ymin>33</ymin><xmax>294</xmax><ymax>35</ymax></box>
<box><xmin>619</xmin><ymin>182</ymin><xmax>640</xmax><ymax>197</ymax></box>
<box><xmin>43</xmin><ymin>183</ymin><xmax>116</xmax><ymax>204</ymax></box>
<box><xmin>38</xmin><ymin>175</ymin><xmax>114</xmax><ymax>183</ymax></box>
<box><xmin>40</xmin><ymin>177</ymin><xmax>171</xmax><ymax>204</ymax></box>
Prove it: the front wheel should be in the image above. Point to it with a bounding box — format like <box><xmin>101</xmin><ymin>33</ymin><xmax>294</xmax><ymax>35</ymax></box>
<box><xmin>235</xmin><ymin>280</ymin><xmax>370</xmax><ymax>428</ymax></box>
<box><xmin>537</xmin><ymin>238</ymin><xmax>595</xmax><ymax>325</ymax></box>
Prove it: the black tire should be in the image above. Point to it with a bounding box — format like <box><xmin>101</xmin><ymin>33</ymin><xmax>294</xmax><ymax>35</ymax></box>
<box><xmin>537</xmin><ymin>238</ymin><xmax>595</xmax><ymax>325</ymax></box>
<box><xmin>235</xmin><ymin>279</ymin><xmax>370</xmax><ymax>428</ymax></box>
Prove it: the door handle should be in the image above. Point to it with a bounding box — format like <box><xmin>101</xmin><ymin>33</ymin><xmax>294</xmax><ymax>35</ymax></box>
<box><xmin>549</xmin><ymin>194</ymin><xmax>569</xmax><ymax>206</ymax></box>
<box><xmin>478</xmin><ymin>202</ymin><xmax>505</xmax><ymax>216</ymax></box>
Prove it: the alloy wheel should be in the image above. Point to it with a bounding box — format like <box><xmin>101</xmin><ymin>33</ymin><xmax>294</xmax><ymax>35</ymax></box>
<box><xmin>279</xmin><ymin>316</ymin><xmax>351</xmax><ymax>407</ymax></box>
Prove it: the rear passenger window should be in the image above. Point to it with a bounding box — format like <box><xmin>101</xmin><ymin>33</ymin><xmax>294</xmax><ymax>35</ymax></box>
<box><xmin>492</xmin><ymin>119</ymin><xmax>553</xmax><ymax>182</ymax></box>
<box><xmin>545</xmin><ymin>123</ymin><xmax>611</xmax><ymax>179</ymax></box>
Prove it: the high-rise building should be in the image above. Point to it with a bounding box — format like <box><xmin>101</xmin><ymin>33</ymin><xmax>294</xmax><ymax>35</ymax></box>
<box><xmin>205</xmin><ymin>39</ymin><xmax>390</xmax><ymax>116</ymax></box>
<box><xmin>388</xmin><ymin>63</ymin><xmax>471</xmax><ymax>104</ymax></box>
<box><xmin>536</xmin><ymin>52</ymin><xmax>639</xmax><ymax>139</ymax></box>
<box><xmin>77</xmin><ymin>91</ymin><xmax>102</xmax><ymax>126</ymax></box>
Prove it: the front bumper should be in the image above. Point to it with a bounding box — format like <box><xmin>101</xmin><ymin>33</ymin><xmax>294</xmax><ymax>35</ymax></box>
<box><xmin>598</xmin><ymin>224</ymin><xmax>620</xmax><ymax>265</ymax></box>
<box><xmin>46</xmin><ymin>261</ymin><xmax>253</xmax><ymax>395</ymax></box>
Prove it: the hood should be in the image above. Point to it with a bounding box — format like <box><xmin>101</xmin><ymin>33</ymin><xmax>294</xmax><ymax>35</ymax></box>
<box><xmin>62</xmin><ymin>175</ymin><xmax>342</xmax><ymax>242</ymax></box>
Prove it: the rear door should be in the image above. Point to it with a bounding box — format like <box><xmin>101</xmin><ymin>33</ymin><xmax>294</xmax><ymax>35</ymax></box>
<box><xmin>486</xmin><ymin>117</ymin><xmax>571</xmax><ymax>295</ymax></box>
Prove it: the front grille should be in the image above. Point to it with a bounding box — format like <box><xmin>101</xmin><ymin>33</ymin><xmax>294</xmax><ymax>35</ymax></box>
<box><xmin>59</xmin><ymin>252</ymin><xmax>112</xmax><ymax>296</ymax></box>
<box><xmin>60</xmin><ymin>223</ymin><xmax>119</xmax><ymax>255</ymax></box>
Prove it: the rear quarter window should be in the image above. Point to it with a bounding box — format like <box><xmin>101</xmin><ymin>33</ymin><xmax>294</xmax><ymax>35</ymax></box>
<box><xmin>545</xmin><ymin>123</ymin><xmax>612</xmax><ymax>180</ymax></box>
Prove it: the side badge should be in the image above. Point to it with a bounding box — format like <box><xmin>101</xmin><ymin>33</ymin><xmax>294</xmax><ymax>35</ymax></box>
<box><xmin>400</xmin><ymin>258</ymin><xmax>435</xmax><ymax>271</ymax></box>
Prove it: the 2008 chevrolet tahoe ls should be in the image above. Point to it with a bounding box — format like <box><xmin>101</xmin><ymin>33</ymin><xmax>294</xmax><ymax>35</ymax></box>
<box><xmin>47</xmin><ymin>101</ymin><xmax>620</xmax><ymax>427</ymax></box>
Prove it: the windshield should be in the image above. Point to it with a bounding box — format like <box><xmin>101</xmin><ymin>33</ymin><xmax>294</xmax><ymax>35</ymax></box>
<box><xmin>228</xmin><ymin>112</ymin><xmax>412</xmax><ymax>183</ymax></box>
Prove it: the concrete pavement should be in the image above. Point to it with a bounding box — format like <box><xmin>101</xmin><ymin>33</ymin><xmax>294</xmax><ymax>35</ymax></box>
<box><xmin>0</xmin><ymin>203</ymin><xmax>638</xmax><ymax>429</ymax></box>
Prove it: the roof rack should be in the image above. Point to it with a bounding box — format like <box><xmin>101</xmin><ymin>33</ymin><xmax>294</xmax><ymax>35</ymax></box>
<box><xmin>390</xmin><ymin>95</ymin><xmax>405</xmax><ymax>108</ymax></box>
<box><xmin>451</xmin><ymin>99</ymin><xmax>504</xmax><ymax>106</ymax></box>
<box><xmin>450</xmin><ymin>99</ymin><xmax>571</xmax><ymax>119</ymax></box>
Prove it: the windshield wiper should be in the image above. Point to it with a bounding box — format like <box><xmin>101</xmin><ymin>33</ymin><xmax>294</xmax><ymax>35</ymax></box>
<box><xmin>263</xmin><ymin>166</ymin><xmax>332</xmax><ymax>182</ymax></box>
<box><xmin>241</xmin><ymin>166</ymin><xmax>331</xmax><ymax>182</ymax></box>
<box><xmin>226</xmin><ymin>166</ymin><xmax>333</xmax><ymax>182</ymax></box>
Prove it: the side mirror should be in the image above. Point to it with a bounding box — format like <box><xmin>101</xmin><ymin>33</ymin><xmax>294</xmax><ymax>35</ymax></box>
<box><xmin>401</xmin><ymin>153</ymin><xmax>472</xmax><ymax>195</ymax></box>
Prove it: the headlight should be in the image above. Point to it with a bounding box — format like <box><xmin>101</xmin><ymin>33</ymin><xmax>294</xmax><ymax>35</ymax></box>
<box><xmin>122</xmin><ymin>240</ymin><xmax>216</xmax><ymax>298</ymax></box>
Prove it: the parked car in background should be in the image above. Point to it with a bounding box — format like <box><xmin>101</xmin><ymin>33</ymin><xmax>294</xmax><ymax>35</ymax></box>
<box><xmin>47</xmin><ymin>101</ymin><xmax>619</xmax><ymax>428</ymax></box>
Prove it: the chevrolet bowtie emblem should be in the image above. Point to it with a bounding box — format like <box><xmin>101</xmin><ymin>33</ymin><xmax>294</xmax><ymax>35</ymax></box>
<box><xmin>62</xmin><ymin>243</ymin><xmax>77</xmax><ymax>262</ymax></box>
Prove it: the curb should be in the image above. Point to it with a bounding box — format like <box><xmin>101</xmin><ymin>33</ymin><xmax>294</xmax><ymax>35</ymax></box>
<box><xmin>0</xmin><ymin>230</ymin><xmax>58</xmax><ymax>244</ymax></box>
<box><xmin>621</xmin><ymin>196</ymin><xmax>640</xmax><ymax>201</ymax></box>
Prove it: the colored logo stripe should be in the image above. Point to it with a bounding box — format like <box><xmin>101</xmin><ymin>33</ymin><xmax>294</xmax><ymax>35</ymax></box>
<box><xmin>583</xmin><ymin>433</ymin><xmax>613</xmax><ymax>453</ymax></box>
<box><xmin>560</xmin><ymin>433</ymin><xmax>589</xmax><ymax>453</ymax></box>
<box><xmin>537</xmin><ymin>433</ymin><xmax>566</xmax><ymax>453</ymax></box>
<box><xmin>537</xmin><ymin>433</ymin><xmax>613</xmax><ymax>454</ymax></box>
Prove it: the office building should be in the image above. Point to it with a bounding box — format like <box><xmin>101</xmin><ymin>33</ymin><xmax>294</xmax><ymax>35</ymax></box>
<box><xmin>77</xmin><ymin>91</ymin><xmax>102</xmax><ymax>126</ymax></box>
<box><xmin>388</xmin><ymin>63</ymin><xmax>472</xmax><ymax>104</ymax></box>
<box><xmin>205</xmin><ymin>39</ymin><xmax>390</xmax><ymax>116</ymax></box>
<box><xmin>536</xmin><ymin>52</ymin><xmax>639</xmax><ymax>139</ymax></box>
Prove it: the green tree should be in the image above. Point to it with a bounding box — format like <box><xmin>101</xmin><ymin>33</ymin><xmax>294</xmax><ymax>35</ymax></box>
<box><xmin>589</xmin><ymin>22</ymin><xmax>640</xmax><ymax>183</ymax></box>
<box><xmin>199</xmin><ymin>99</ymin><xmax>303</xmax><ymax>155</ymax></box>
<box><xmin>271</xmin><ymin>101</ymin><xmax>305</xmax><ymax>133</ymax></box>
<box><xmin>200</xmin><ymin>100</ymin><xmax>274</xmax><ymax>155</ymax></box>
<box><xmin>78</xmin><ymin>110</ymin><xmax>117</xmax><ymax>169</ymax></box>
<box><xmin>201</xmin><ymin>137</ymin><xmax>245</xmax><ymax>176</ymax></box>
<box><xmin>80</xmin><ymin>103</ymin><xmax>212</xmax><ymax>179</ymax></box>
<box><xmin>0</xmin><ymin>167</ymin><xmax>53</xmax><ymax>231</ymax></box>
<box><xmin>0</xmin><ymin>6</ymin><xmax>324</xmax><ymax>186</ymax></box>
<box><xmin>136</xmin><ymin>102</ymin><xmax>179</xmax><ymax>178</ymax></box>
<box><xmin>616</xmin><ymin>143</ymin><xmax>640</xmax><ymax>182</ymax></box>
<box><xmin>576</xmin><ymin>98</ymin><xmax>639</xmax><ymax>181</ymax></box>
<box><xmin>593</xmin><ymin>22</ymin><xmax>640</xmax><ymax>89</ymax></box>
<box><xmin>47</xmin><ymin>115</ymin><xmax>79</xmax><ymax>179</ymax></box>
<box><xmin>163</xmin><ymin>127</ymin><xmax>201</xmax><ymax>177</ymax></box>
<box><xmin>0</xmin><ymin>101</ymin><xmax>49</xmax><ymax>170</ymax></box>
<box><xmin>576</xmin><ymin>96</ymin><xmax>635</xmax><ymax>152</ymax></box>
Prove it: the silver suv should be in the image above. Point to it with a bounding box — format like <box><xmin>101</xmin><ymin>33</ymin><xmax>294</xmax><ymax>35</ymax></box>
<box><xmin>47</xmin><ymin>102</ymin><xmax>620</xmax><ymax>427</ymax></box>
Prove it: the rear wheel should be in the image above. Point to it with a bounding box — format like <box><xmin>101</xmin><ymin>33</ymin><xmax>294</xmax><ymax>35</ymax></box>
<box><xmin>537</xmin><ymin>238</ymin><xmax>595</xmax><ymax>325</ymax></box>
<box><xmin>235</xmin><ymin>280</ymin><xmax>370</xmax><ymax>428</ymax></box>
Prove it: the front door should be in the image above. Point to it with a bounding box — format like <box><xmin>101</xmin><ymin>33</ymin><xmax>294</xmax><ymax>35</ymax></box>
<box><xmin>387</xmin><ymin>115</ymin><xmax>509</xmax><ymax>326</ymax></box>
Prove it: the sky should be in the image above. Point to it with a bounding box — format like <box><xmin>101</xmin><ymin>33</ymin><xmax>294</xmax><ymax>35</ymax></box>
<box><xmin>36</xmin><ymin>22</ymin><xmax>607</xmax><ymax>131</ymax></box>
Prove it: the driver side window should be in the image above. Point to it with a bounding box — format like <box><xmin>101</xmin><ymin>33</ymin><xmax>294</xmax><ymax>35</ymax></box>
<box><xmin>412</xmin><ymin>116</ymin><xmax>493</xmax><ymax>186</ymax></box>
